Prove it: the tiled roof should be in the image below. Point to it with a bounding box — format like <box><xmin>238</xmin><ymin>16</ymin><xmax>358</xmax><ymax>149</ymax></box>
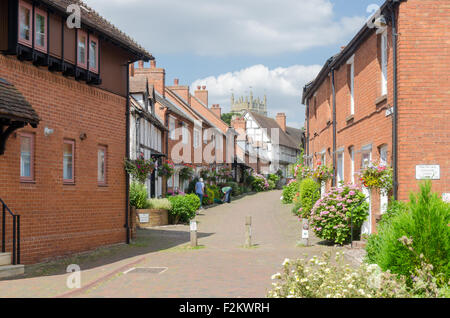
<box><xmin>40</xmin><ymin>0</ymin><xmax>152</xmax><ymax>59</ymax></box>
<box><xmin>154</xmin><ymin>91</ymin><xmax>196</xmax><ymax>123</ymax></box>
<box><xmin>247</xmin><ymin>111</ymin><xmax>300</xmax><ymax>149</ymax></box>
<box><xmin>129</xmin><ymin>76</ymin><xmax>149</xmax><ymax>93</ymax></box>
<box><xmin>0</xmin><ymin>78</ymin><xmax>40</xmax><ymax>125</ymax></box>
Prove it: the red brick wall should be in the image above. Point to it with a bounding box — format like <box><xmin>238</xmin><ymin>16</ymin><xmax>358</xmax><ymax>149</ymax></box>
<box><xmin>397</xmin><ymin>0</ymin><xmax>450</xmax><ymax>200</ymax></box>
<box><xmin>307</xmin><ymin>24</ymin><xmax>394</xmax><ymax>232</ymax></box>
<box><xmin>0</xmin><ymin>55</ymin><xmax>127</xmax><ymax>264</ymax></box>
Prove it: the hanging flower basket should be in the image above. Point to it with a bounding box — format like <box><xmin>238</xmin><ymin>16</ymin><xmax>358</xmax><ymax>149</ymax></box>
<box><xmin>313</xmin><ymin>161</ymin><xmax>334</xmax><ymax>184</ymax></box>
<box><xmin>157</xmin><ymin>160</ymin><xmax>175</xmax><ymax>178</ymax></box>
<box><xmin>179</xmin><ymin>165</ymin><xmax>194</xmax><ymax>182</ymax></box>
<box><xmin>360</xmin><ymin>161</ymin><xmax>393</xmax><ymax>195</ymax></box>
<box><xmin>124</xmin><ymin>154</ymin><xmax>155</xmax><ymax>184</ymax></box>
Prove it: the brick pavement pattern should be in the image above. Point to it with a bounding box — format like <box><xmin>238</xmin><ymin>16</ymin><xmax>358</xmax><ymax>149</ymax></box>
<box><xmin>0</xmin><ymin>191</ymin><xmax>335</xmax><ymax>298</ymax></box>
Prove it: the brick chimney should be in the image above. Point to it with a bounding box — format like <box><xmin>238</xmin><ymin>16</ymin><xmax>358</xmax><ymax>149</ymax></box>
<box><xmin>134</xmin><ymin>59</ymin><xmax>166</xmax><ymax>97</ymax></box>
<box><xmin>231</xmin><ymin>116</ymin><xmax>247</xmax><ymax>141</ymax></box>
<box><xmin>174</xmin><ymin>78</ymin><xmax>179</xmax><ymax>86</ymax></box>
<box><xmin>167</xmin><ymin>78</ymin><xmax>190</xmax><ymax>103</ymax></box>
<box><xmin>194</xmin><ymin>85</ymin><xmax>208</xmax><ymax>106</ymax></box>
<box><xmin>211</xmin><ymin>104</ymin><xmax>221</xmax><ymax>118</ymax></box>
<box><xmin>276</xmin><ymin>113</ymin><xmax>287</xmax><ymax>132</ymax></box>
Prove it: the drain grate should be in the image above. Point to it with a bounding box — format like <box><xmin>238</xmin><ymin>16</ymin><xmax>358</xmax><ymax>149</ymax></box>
<box><xmin>124</xmin><ymin>267</ymin><xmax>168</xmax><ymax>274</ymax></box>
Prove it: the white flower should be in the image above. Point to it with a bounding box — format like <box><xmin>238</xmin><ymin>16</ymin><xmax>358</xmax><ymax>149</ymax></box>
<box><xmin>271</xmin><ymin>273</ymin><xmax>282</xmax><ymax>280</ymax></box>
<box><xmin>300</xmin><ymin>278</ymin><xmax>308</xmax><ymax>283</ymax></box>
<box><xmin>282</xmin><ymin>258</ymin><xmax>291</xmax><ymax>266</ymax></box>
<box><xmin>358</xmin><ymin>289</ymin><xmax>366</xmax><ymax>295</ymax></box>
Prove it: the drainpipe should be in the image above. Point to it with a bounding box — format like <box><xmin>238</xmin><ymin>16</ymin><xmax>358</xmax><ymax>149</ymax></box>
<box><xmin>390</xmin><ymin>1</ymin><xmax>399</xmax><ymax>200</ymax></box>
<box><xmin>306</xmin><ymin>99</ymin><xmax>310</xmax><ymax>159</ymax></box>
<box><xmin>125</xmin><ymin>61</ymin><xmax>131</xmax><ymax>244</ymax></box>
<box><xmin>332</xmin><ymin>68</ymin><xmax>337</xmax><ymax>187</ymax></box>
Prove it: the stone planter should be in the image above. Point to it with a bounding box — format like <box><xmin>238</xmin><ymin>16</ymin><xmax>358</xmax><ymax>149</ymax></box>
<box><xmin>136</xmin><ymin>209</ymin><xmax>169</xmax><ymax>228</ymax></box>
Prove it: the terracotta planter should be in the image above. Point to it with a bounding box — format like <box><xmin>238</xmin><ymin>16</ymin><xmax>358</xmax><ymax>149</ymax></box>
<box><xmin>136</xmin><ymin>209</ymin><xmax>169</xmax><ymax>228</ymax></box>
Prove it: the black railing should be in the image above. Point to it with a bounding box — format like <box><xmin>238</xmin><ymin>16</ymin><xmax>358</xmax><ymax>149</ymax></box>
<box><xmin>0</xmin><ymin>198</ymin><xmax>20</xmax><ymax>265</ymax></box>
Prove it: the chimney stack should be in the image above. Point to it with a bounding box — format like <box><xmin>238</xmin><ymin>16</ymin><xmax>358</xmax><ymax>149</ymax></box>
<box><xmin>174</xmin><ymin>78</ymin><xmax>179</xmax><ymax>86</ymax></box>
<box><xmin>195</xmin><ymin>85</ymin><xmax>208</xmax><ymax>106</ymax></box>
<box><xmin>211</xmin><ymin>104</ymin><xmax>222</xmax><ymax>118</ymax></box>
<box><xmin>138</xmin><ymin>60</ymin><xmax>144</xmax><ymax>69</ymax></box>
<box><xmin>150</xmin><ymin>60</ymin><xmax>156</xmax><ymax>68</ymax></box>
<box><xmin>276</xmin><ymin>113</ymin><xmax>287</xmax><ymax>132</ymax></box>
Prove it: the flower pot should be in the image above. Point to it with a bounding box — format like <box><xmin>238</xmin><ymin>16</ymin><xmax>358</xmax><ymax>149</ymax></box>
<box><xmin>136</xmin><ymin>209</ymin><xmax>169</xmax><ymax>228</ymax></box>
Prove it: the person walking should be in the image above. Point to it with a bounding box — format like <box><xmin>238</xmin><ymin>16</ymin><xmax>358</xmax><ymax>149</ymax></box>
<box><xmin>221</xmin><ymin>186</ymin><xmax>233</xmax><ymax>204</ymax></box>
<box><xmin>195</xmin><ymin>178</ymin><xmax>205</xmax><ymax>209</ymax></box>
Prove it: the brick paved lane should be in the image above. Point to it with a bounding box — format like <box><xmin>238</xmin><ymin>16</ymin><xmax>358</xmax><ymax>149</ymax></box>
<box><xmin>0</xmin><ymin>190</ymin><xmax>336</xmax><ymax>298</ymax></box>
<box><xmin>74</xmin><ymin>190</ymin><xmax>333</xmax><ymax>298</ymax></box>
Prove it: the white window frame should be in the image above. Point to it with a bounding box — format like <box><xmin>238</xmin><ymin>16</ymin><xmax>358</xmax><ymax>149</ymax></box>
<box><xmin>169</xmin><ymin>116</ymin><xmax>176</xmax><ymax>140</ymax></box>
<box><xmin>381</xmin><ymin>30</ymin><xmax>388</xmax><ymax>96</ymax></box>
<box><xmin>194</xmin><ymin>128</ymin><xmax>200</xmax><ymax>149</ymax></box>
<box><xmin>349</xmin><ymin>147</ymin><xmax>355</xmax><ymax>184</ymax></box>
<box><xmin>347</xmin><ymin>54</ymin><xmax>355</xmax><ymax>115</ymax></box>
<box><xmin>182</xmin><ymin>124</ymin><xmax>189</xmax><ymax>145</ymax></box>
<box><xmin>336</xmin><ymin>148</ymin><xmax>344</xmax><ymax>184</ymax></box>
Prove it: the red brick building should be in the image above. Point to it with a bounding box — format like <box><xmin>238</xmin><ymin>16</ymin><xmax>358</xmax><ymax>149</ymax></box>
<box><xmin>302</xmin><ymin>0</ymin><xmax>449</xmax><ymax>234</ymax></box>
<box><xmin>0</xmin><ymin>0</ymin><xmax>152</xmax><ymax>266</ymax></box>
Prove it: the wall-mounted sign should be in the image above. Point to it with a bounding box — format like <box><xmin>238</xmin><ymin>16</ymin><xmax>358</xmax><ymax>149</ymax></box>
<box><xmin>443</xmin><ymin>193</ymin><xmax>450</xmax><ymax>203</ymax></box>
<box><xmin>416</xmin><ymin>165</ymin><xmax>440</xmax><ymax>180</ymax></box>
<box><xmin>139</xmin><ymin>213</ymin><xmax>149</xmax><ymax>223</ymax></box>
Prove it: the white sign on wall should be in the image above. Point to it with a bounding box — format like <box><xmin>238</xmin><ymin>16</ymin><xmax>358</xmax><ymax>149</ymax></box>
<box><xmin>416</xmin><ymin>165</ymin><xmax>440</xmax><ymax>180</ymax></box>
<box><xmin>139</xmin><ymin>213</ymin><xmax>149</xmax><ymax>223</ymax></box>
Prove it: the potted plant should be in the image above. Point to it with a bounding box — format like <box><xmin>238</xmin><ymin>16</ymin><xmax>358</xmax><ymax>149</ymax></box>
<box><xmin>312</xmin><ymin>161</ymin><xmax>334</xmax><ymax>184</ymax></box>
<box><xmin>360</xmin><ymin>161</ymin><xmax>393</xmax><ymax>195</ymax></box>
<box><xmin>179</xmin><ymin>164</ymin><xmax>195</xmax><ymax>183</ymax></box>
<box><xmin>143</xmin><ymin>198</ymin><xmax>172</xmax><ymax>227</ymax></box>
<box><xmin>157</xmin><ymin>159</ymin><xmax>175</xmax><ymax>178</ymax></box>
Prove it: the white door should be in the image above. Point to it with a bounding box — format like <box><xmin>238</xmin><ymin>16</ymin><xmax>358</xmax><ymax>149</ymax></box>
<box><xmin>380</xmin><ymin>146</ymin><xmax>389</xmax><ymax>214</ymax></box>
<box><xmin>361</xmin><ymin>151</ymin><xmax>372</xmax><ymax>235</ymax></box>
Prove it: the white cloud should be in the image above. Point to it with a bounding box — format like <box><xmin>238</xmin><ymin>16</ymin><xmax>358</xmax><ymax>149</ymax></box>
<box><xmin>191</xmin><ymin>64</ymin><xmax>322</xmax><ymax>128</ymax></box>
<box><xmin>83</xmin><ymin>0</ymin><xmax>366</xmax><ymax>56</ymax></box>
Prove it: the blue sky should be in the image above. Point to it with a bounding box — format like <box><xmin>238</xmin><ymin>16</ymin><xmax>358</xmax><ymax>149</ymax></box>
<box><xmin>85</xmin><ymin>0</ymin><xmax>385</xmax><ymax>128</ymax></box>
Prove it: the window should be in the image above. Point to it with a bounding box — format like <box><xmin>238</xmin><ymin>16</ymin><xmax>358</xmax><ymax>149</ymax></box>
<box><xmin>63</xmin><ymin>140</ymin><xmax>75</xmax><ymax>183</ymax></box>
<box><xmin>361</xmin><ymin>151</ymin><xmax>372</xmax><ymax>169</ymax></box>
<box><xmin>89</xmin><ymin>36</ymin><xmax>99</xmax><ymax>73</ymax></box>
<box><xmin>18</xmin><ymin>1</ymin><xmax>32</xmax><ymax>46</ymax></box>
<box><xmin>34</xmin><ymin>8</ymin><xmax>47</xmax><ymax>53</ymax></box>
<box><xmin>169</xmin><ymin>117</ymin><xmax>175</xmax><ymax>140</ymax></box>
<box><xmin>337</xmin><ymin>151</ymin><xmax>344</xmax><ymax>184</ymax></box>
<box><xmin>194</xmin><ymin>128</ymin><xmax>200</xmax><ymax>149</ymax></box>
<box><xmin>381</xmin><ymin>30</ymin><xmax>388</xmax><ymax>96</ymax></box>
<box><xmin>182</xmin><ymin>124</ymin><xmax>189</xmax><ymax>145</ymax></box>
<box><xmin>347</xmin><ymin>55</ymin><xmax>355</xmax><ymax>115</ymax></box>
<box><xmin>98</xmin><ymin>146</ymin><xmax>107</xmax><ymax>185</ymax></box>
<box><xmin>20</xmin><ymin>133</ymin><xmax>34</xmax><ymax>182</ymax></box>
<box><xmin>77</xmin><ymin>30</ymin><xmax>88</xmax><ymax>69</ymax></box>
<box><xmin>349</xmin><ymin>147</ymin><xmax>355</xmax><ymax>184</ymax></box>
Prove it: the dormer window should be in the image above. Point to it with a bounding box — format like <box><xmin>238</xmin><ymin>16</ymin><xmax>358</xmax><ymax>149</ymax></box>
<box><xmin>34</xmin><ymin>8</ymin><xmax>47</xmax><ymax>53</ymax></box>
<box><xmin>89</xmin><ymin>36</ymin><xmax>99</xmax><ymax>73</ymax></box>
<box><xmin>18</xmin><ymin>1</ymin><xmax>32</xmax><ymax>46</ymax></box>
<box><xmin>77</xmin><ymin>30</ymin><xmax>88</xmax><ymax>69</ymax></box>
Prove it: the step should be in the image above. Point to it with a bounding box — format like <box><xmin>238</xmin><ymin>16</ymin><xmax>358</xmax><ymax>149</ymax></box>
<box><xmin>0</xmin><ymin>253</ymin><xmax>11</xmax><ymax>266</ymax></box>
<box><xmin>0</xmin><ymin>265</ymin><xmax>25</xmax><ymax>279</ymax></box>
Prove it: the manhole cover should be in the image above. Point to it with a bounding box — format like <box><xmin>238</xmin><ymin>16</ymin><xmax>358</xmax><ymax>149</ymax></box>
<box><xmin>124</xmin><ymin>267</ymin><xmax>167</xmax><ymax>274</ymax></box>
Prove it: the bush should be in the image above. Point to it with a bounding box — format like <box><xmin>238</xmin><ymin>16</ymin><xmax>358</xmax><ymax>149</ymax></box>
<box><xmin>168</xmin><ymin>194</ymin><xmax>200</xmax><ymax>223</ymax></box>
<box><xmin>281</xmin><ymin>180</ymin><xmax>299</xmax><ymax>204</ymax></box>
<box><xmin>252</xmin><ymin>173</ymin><xmax>269</xmax><ymax>192</ymax></box>
<box><xmin>365</xmin><ymin>181</ymin><xmax>450</xmax><ymax>286</ymax></box>
<box><xmin>268</xmin><ymin>251</ymin><xmax>445</xmax><ymax>298</ymax></box>
<box><xmin>268</xmin><ymin>179</ymin><xmax>276</xmax><ymax>190</ymax></box>
<box><xmin>129</xmin><ymin>182</ymin><xmax>150</xmax><ymax>209</ymax></box>
<box><xmin>310</xmin><ymin>184</ymin><xmax>369</xmax><ymax>245</ymax></box>
<box><xmin>148</xmin><ymin>198</ymin><xmax>172</xmax><ymax>210</ymax></box>
<box><xmin>295</xmin><ymin>178</ymin><xmax>320</xmax><ymax>218</ymax></box>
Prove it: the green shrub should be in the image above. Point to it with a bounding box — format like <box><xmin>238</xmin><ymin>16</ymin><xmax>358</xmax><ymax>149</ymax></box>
<box><xmin>282</xmin><ymin>181</ymin><xmax>299</xmax><ymax>204</ymax></box>
<box><xmin>268</xmin><ymin>179</ymin><xmax>276</xmax><ymax>190</ymax></box>
<box><xmin>295</xmin><ymin>178</ymin><xmax>320</xmax><ymax>218</ymax></box>
<box><xmin>168</xmin><ymin>194</ymin><xmax>200</xmax><ymax>223</ymax></box>
<box><xmin>225</xmin><ymin>181</ymin><xmax>241</xmax><ymax>196</ymax></box>
<box><xmin>251</xmin><ymin>173</ymin><xmax>269</xmax><ymax>192</ymax></box>
<box><xmin>129</xmin><ymin>182</ymin><xmax>150</xmax><ymax>209</ymax></box>
<box><xmin>310</xmin><ymin>185</ymin><xmax>369</xmax><ymax>245</ymax></box>
<box><xmin>366</xmin><ymin>181</ymin><xmax>450</xmax><ymax>286</ymax></box>
<box><xmin>148</xmin><ymin>198</ymin><xmax>172</xmax><ymax>210</ymax></box>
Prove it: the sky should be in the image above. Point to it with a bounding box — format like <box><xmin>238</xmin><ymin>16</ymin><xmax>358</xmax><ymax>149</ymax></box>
<box><xmin>84</xmin><ymin>0</ymin><xmax>385</xmax><ymax>128</ymax></box>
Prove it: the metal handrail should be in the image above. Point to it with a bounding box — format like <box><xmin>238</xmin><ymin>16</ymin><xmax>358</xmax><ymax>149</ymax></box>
<box><xmin>0</xmin><ymin>198</ymin><xmax>20</xmax><ymax>265</ymax></box>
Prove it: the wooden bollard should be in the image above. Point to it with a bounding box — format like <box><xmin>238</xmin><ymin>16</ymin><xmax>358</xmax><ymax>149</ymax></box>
<box><xmin>245</xmin><ymin>216</ymin><xmax>252</xmax><ymax>248</ymax></box>
<box><xmin>302</xmin><ymin>218</ymin><xmax>309</xmax><ymax>246</ymax></box>
<box><xmin>190</xmin><ymin>220</ymin><xmax>198</xmax><ymax>247</ymax></box>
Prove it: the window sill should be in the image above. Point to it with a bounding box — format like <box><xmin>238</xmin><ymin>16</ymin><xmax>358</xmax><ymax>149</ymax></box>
<box><xmin>63</xmin><ymin>181</ymin><xmax>75</xmax><ymax>186</ymax></box>
<box><xmin>346</xmin><ymin>115</ymin><xmax>354</xmax><ymax>123</ymax></box>
<box><xmin>20</xmin><ymin>180</ymin><xmax>36</xmax><ymax>184</ymax></box>
<box><xmin>98</xmin><ymin>184</ymin><xmax>108</xmax><ymax>188</ymax></box>
<box><xmin>375</xmin><ymin>94</ymin><xmax>387</xmax><ymax>106</ymax></box>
